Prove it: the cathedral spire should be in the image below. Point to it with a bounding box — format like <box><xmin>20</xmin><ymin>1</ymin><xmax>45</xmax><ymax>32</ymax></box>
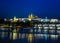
<box><xmin>13</xmin><ymin>16</ymin><xmax>18</xmax><ymax>22</ymax></box>
<box><xmin>28</xmin><ymin>13</ymin><xmax>34</xmax><ymax>19</ymax></box>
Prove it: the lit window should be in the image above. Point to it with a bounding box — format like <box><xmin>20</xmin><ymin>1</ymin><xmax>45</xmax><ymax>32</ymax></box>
<box><xmin>49</xmin><ymin>26</ymin><xmax>55</xmax><ymax>29</ymax></box>
<box><xmin>50</xmin><ymin>19</ymin><xmax>58</xmax><ymax>22</ymax></box>
<box><xmin>57</xmin><ymin>26</ymin><xmax>60</xmax><ymax>29</ymax></box>
<box><xmin>38</xmin><ymin>24</ymin><xmax>42</xmax><ymax>27</ymax></box>
<box><xmin>43</xmin><ymin>24</ymin><xmax>48</xmax><ymax>27</ymax></box>
<box><xmin>49</xmin><ymin>24</ymin><xmax>55</xmax><ymax>27</ymax></box>
<box><xmin>44</xmin><ymin>27</ymin><xmax>49</xmax><ymax>29</ymax></box>
<box><xmin>49</xmin><ymin>30</ymin><xmax>55</xmax><ymax>33</ymax></box>
<box><xmin>56</xmin><ymin>24</ymin><xmax>60</xmax><ymax>27</ymax></box>
<box><xmin>44</xmin><ymin>30</ymin><xmax>48</xmax><ymax>33</ymax></box>
<box><xmin>41</xmin><ymin>19</ymin><xmax>44</xmax><ymax>22</ymax></box>
<box><xmin>38</xmin><ymin>27</ymin><xmax>42</xmax><ymax>29</ymax></box>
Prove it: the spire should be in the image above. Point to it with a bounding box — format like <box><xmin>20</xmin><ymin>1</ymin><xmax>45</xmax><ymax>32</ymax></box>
<box><xmin>28</xmin><ymin>13</ymin><xmax>34</xmax><ymax>19</ymax></box>
<box><xmin>13</xmin><ymin>16</ymin><xmax>18</xmax><ymax>22</ymax></box>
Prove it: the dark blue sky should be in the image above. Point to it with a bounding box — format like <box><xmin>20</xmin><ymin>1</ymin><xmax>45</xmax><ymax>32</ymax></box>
<box><xmin>0</xmin><ymin>0</ymin><xmax>60</xmax><ymax>18</ymax></box>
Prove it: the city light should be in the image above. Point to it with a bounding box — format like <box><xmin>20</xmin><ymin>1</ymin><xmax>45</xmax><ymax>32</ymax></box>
<box><xmin>0</xmin><ymin>14</ymin><xmax>60</xmax><ymax>43</ymax></box>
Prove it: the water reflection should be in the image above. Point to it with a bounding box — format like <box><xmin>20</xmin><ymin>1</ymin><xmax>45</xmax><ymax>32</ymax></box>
<box><xmin>0</xmin><ymin>26</ymin><xmax>60</xmax><ymax>43</ymax></box>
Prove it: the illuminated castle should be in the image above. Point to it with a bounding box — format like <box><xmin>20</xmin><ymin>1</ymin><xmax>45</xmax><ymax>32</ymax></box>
<box><xmin>28</xmin><ymin>13</ymin><xmax>38</xmax><ymax>19</ymax></box>
<box><xmin>0</xmin><ymin>13</ymin><xmax>60</xmax><ymax>43</ymax></box>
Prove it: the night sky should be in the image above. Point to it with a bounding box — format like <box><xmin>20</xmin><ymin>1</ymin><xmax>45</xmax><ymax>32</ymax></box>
<box><xmin>0</xmin><ymin>0</ymin><xmax>60</xmax><ymax>19</ymax></box>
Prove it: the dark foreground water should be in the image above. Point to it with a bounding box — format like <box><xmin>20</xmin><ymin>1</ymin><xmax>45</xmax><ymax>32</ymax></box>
<box><xmin>0</xmin><ymin>27</ymin><xmax>60</xmax><ymax>43</ymax></box>
<box><xmin>0</xmin><ymin>38</ymin><xmax>60</xmax><ymax>43</ymax></box>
